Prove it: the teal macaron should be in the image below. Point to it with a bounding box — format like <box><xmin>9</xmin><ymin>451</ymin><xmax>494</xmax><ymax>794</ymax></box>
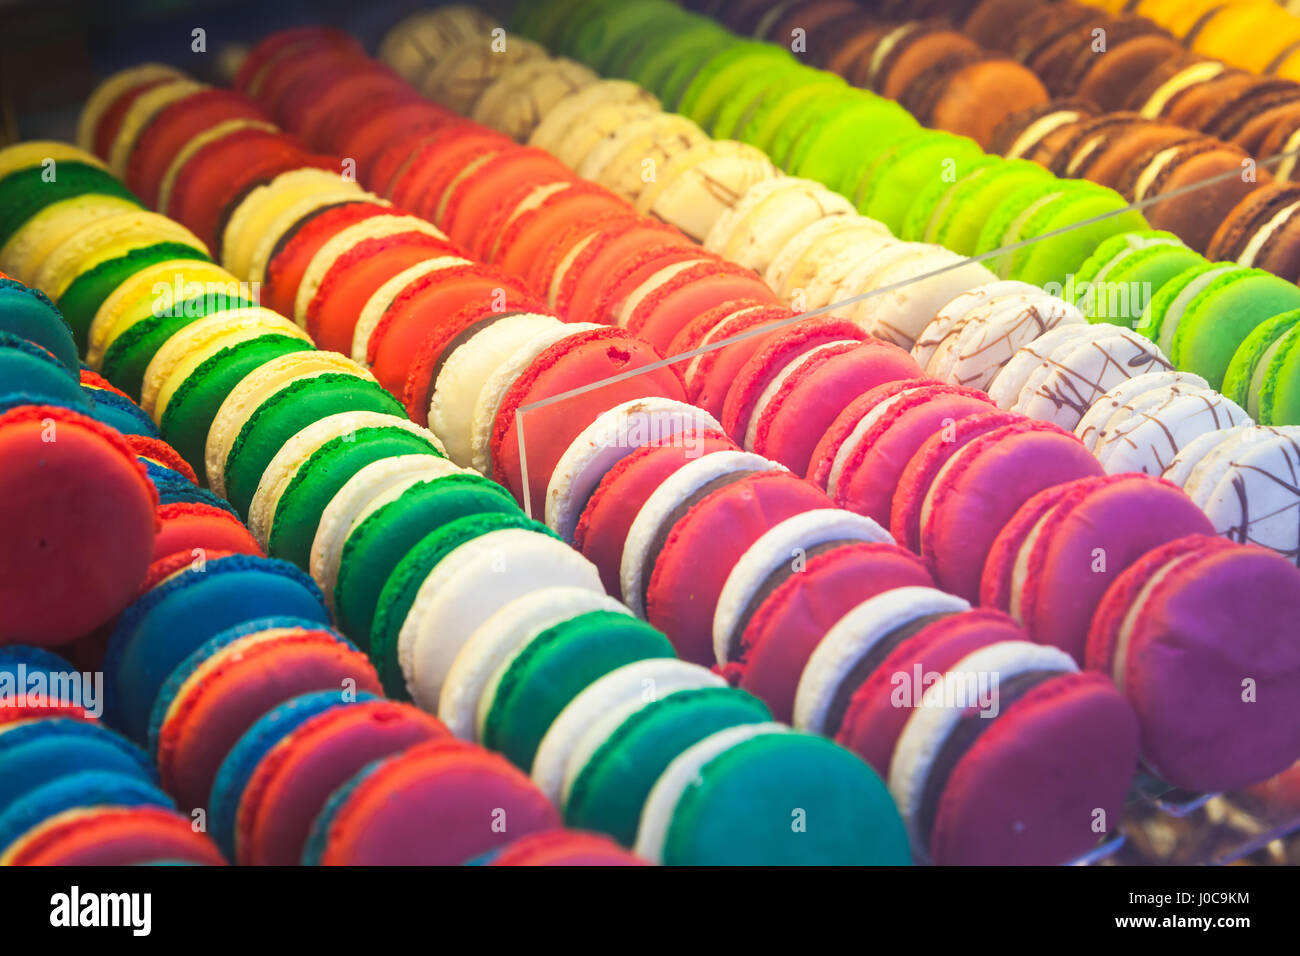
<box><xmin>635</xmin><ymin>725</ymin><xmax>912</xmax><ymax>866</ymax></box>
<box><xmin>0</xmin><ymin>278</ymin><xmax>78</xmax><ymax>374</ymax></box>
<box><xmin>564</xmin><ymin>685</ymin><xmax>772</xmax><ymax>846</ymax></box>
<box><xmin>0</xmin><ymin>720</ymin><xmax>156</xmax><ymax>819</ymax></box>
<box><xmin>0</xmin><ymin>332</ymin><xmax>89</xmax><ymax>412</ymax></box>
<box><xmin>0</xmin><ymin>770</ymin><xmax>172</xmax><ymax>857</ymax></box>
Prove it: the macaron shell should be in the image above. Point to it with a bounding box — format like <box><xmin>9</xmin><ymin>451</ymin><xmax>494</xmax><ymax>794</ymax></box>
<box><xmin>485</xmin><ymin>829</ymin><xmax>648</xmax><ymax>865</ymax></box>
<box><xmin>920</xmin><ymin>421</ymin><xmax>1105</xmax><ymax>601</ymax></box>
<box><xmin>736</xmin><ymin>543</ymin><xmax>935</xmax><ymax>722</ymax></box>
<box><xmin>307</xmin><ymin>738</ymin><xmax>559</xmax><ymax>865</ymax></box>
<box><xmin>930</xmin><ymin>671</ymin><xmax>1138</xmax><ymax>866</ymax></box>
<box><xmin>646</xmin><ymin>471</ymin><xmax>831</xmax><ymax>663</ymax></box>
<box><xmin>0</xmin><ymin>405</ymin><xmax>158</xmax><ymax>645</ymax></box>
<box><xmin>237</xmin><ymin>700</ymin><xmax>448</xmax><ymax>865</ymax></box>
<box><xmin>2</xmin><ymin>805</ymin><xmax>225</xmax><ymax>866</ymax></box>
<box><xmin>155</xmin><ymin>632</ymin><xmax>383</xmax><ymax>812</ymax></box>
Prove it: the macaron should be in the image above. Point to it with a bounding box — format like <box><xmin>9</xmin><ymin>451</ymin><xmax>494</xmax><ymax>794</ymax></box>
<box><xmin>0</xmin><ymin>770</ymin><xmax>173</xmax><ymax>859</ymax></box>
<box><xmin>479</xmin><ymin>612</ymin><xmax>676</xmax><ymax>771</ymax></box>
<box><xmin>1</xmin><ymin>805</ymin><xmax>225</xmax><ymax>866</ymax></box>
<box><xmin>812</xmin><ymin>382</ymin><xmax>998</xmax><ymax>520</ymax></box>
<box><xmin>561</xmin><ymin>681</ymin><xmax>770</xmax><ymax>845</ymax></box>
<box><xmin>156</xmin><ymin>335</ymin><xmax>317</xmax><ymax>475</ymax></box>
<box><xmin>1069</xmin><ymin>230</ymin><xmax>1207</xmax><ymax>325</ymax></box>
<box><xmin>303</xmin><ymin>737</ymin><xmax>560</xmax><ymax>865</ymax></box>
<box><xmin>332</xmin><ymin>473</ymin><xmax>519</xmax><ymax>640</ymax></box>
<box><xmin>0</xmin><ymin>333</ymin><xmax>89</xmax><ymax>412</ymax></box>
<box><xmin>919</xmin><ymin>419</ymin><xmax>1105</xmax><ymax>600</ymax></box>
<box><xmin>1086</xmin><ymin>535</ymin><xmax>1300</xmax><ymax>793</ymax></box>
<box><xmin>888</xmin><ymin>641</ymin><xmax>1138</xmax><ymax>865</ymax></box>
<box><xmin>0</xmin><ymin>405</ymin><xmax>158</xmax><ymax>645</ymax></box>
<box><xmin>0</xmin><ymin>278</ymin><xmax>78</xmax><ymax>374</ymax></box>
<box><xmin>1226</xmin><ymin>311</ymin><xmax>1300</xmax><ymax>424</ymax></box>
<box><xmin>545</xmin><ymin>398</ymin><xmax>721</xmax><ymax>542</ymax></box>
<box><xmin>482</xmin><ymin>829</ymin><xmax>648</xmax><ymax>865</ymax></box>
<box><xmin>983</xmin><ymin>474</ymin><xmax>1216</xmax><ymax>662</ymax></box>
<box><xmin>489</xmin><ymin>326</ymin><xmax>688</xmax><ymax>510</ymax></box>
<box><xmin>0</xmin><ymin>719</ymin><xmax>155</xmax><ymax>819</ymax></box>
<box><xmin>635</xmin><ymin>724</ymin><xmax>911</xmax><ymax>865</ymax></box>
<box><xmin>152</xmin><ymin>501</ymin><xmax>261</xmax><ymax>563</ymax></box>
<box><xmin>102</xmin><ymin>554</ymin><xmax>329</xmax><ymax>741</ymax></box>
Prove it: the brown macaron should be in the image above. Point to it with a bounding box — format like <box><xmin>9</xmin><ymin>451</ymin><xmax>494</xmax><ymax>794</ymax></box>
<box><xmin>911</xmin><ymin>53</ymin><xmax>1050</xmax><ymax>149</ymax></box>
<box><xmin>1162</xmin><ymin>71</ymin><xmax>1266</xmax><ymax>131</ymax></box>
<box><xmin>988</xmin><ymin>98</ymin><xmax>1101</xmax><ymax>163</ymax></box>
<box><xmin>1123</xmin><ymin>139</ymin><xmax>1274</xmax><ymax>253</ymax></box>
<box><xmin>1202</xmin><ymin>83</ymin><xmax>1300</xmax><ymax>156</ymax></box>
<box><xmin>1258</xmin><ymin>113</ymin><xmax>1300</xmax><ymax>179</ymax></box>
<box><xmin>760</xmin><ymin>0</ymin><xmax>861</xmax><ymax>46</ymax></box>
<box><xmin>818</xmin><ymin>16</ymin><xmax>893</xmax><ymax>76</ymax></box>
<box><xmin>963</xmin><ymin>0</ymin><xmax>1059</xmax><ymax>53</ymax></box>
<box><xmin>1063</xmin><ymin>117</ymin><xmax>1200</xmax><ymax>192</ymax></box>
<box><xmin>1073</xmin><ymin>28</ymin><xmax>1186</xmax><ymax>110</ymax></box>
<box><xmin>1125</xmin><ymin>51</ymin><xmax>1226</xmax><ymax>117</ymax></box>
<box><xmin>865</xmin><ymin>22</ymin><xmax>984</xmax><ymax>100</ymax></box>
<box><xmin>1206</xmin><ymin>182</ymin><xmax>1300</xmax><ymax>281</ymax></box>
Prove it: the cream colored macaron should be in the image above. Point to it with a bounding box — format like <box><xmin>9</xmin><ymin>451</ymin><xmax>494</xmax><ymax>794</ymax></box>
<box><xmin>204</xmin><ymin>350</ymin><xmax>374</xmax><ymax>496</ymax></box>
<box><xmin>635</xmin><ymin>140</ymin><xmax>779</xmax><ymax>243</ymax></box>
<box><xmin>378</xmin><ymin>5</ymin><xmax>501</xmax><ymax>83</ymax></box>
<box><xmin>0</xmin><ymin>194</ymin><xmax>140</xmax><ymax>282</ymax></box>
<box><xmin>427</xmin><ymin>312</ymin><xmax>563</xmax><ymax>466</ymax></box>
<box><xmin>703</xmin><ymin>177</ymin><xmax>856</xmax><ymax>274</ymax></box>
<box><xmin>418</xmin><ymin>35</ymin><xmax>547</xmax><ymax>115</ymax></box>
<box><xmin>140</xmin><ymin>306</ymin><xmax>308</xmax><ymax>417</ymax></box>
<box><xmin>576</xmin><ymin>113</ymin><xmax>707</xmax><ymax>204</ymax></box>
<box><xmin>293</xmin><ymin>214</ymin><xmax>447</xmax><ymax>326</ymax></box>
<box><xmin>86</xmin><ymin>258</ymin><xmax>238</xmax><ymax>369</ymax></box>
<box><xmin>528</xmin><ymin>80</ymin><xmax>660</xmax><ymax>164</ymax></box>
<box><xmin>77</xmin><ymin>63</ymin><xmax>187</xmax><ymax>152</ymax></box>
<box><xmin>471</xmin><ymin>57</ymin><xmax>597</xmax><ymax>142</ymax></box>
<box><xmin>221</xmin><ymin>168</ymin><xmax>362</xmax><ymax>280</ymax></box>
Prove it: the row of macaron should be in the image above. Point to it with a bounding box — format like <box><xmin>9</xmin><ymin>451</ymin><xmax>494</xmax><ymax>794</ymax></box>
<box><xmin>682</xmin><ymin>0</ymin><xmax>1300</xmax><ymax>264</ymax></box>
<box><xmin>17</xmin><ymin>26</ymin><xmax>1300</xmax><ymax>858</ymax></box>
<box><xmin>508</xmin><ymin>0</ymin><xmax>1233</xmax><ymax>258</ymax></box>
<box><xmin>0</xmin><ymin>96</ymin><xmax>960</xmax><ymax>864</ymax></box>
<box><xmin>364</xmin><ymin>9</ymin><xmax>1300</xmax><ymax>546</ymax></box>
<box><xmin>63</xmin><ymin>18</ymin><xmax>1300</xmax><ymax>775</ymax></box>
<box><xmin>233</xmin><ymin>18</ymin><xmax>1300</xmax><ymax>806</ymax></box>
<box><xmin>0</xmin><ymin>81</ymin><xmax>1157</xmax><ymax>865</ymax></box>
<box><xmin>209</xmin><ymin>22</ymin><xmax>1300</xmax><ymax>582</ymax></box>
<box><xmin>0</xmin><ymin>372</ymin><xmax>660</xmax><ymax>866</ymax></box>
<box><xmin>416</xmin><ymin>1</ymin><xmax>1300</xmax><ymax>417</ymax></box>
<box><xmin>1082</xmin><ymin>0</ymin><xmax>1300</xmax><ymax>77</ymax></box>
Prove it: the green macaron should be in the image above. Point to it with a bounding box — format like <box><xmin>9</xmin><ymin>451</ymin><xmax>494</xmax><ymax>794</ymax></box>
<box><xmin>158</xmin><ymin>334</ymin><xmax>314</xmax><ymax>475</ymax></box>
<box><xmin>564</xmin><ymin>685</ymin><xmax>772</xmax><ymax>846</ymax></box>
<box><xmin>0</xmin><ymin>161</ymin><xmax>138</xmax><ymax>250</ymax></box>
<box><xmin>333</xmin><ymin>473</ymin><xmax>520</xmax><ymax>643</ymax></box>
<box><xmin>221</xmin><ymin>373</ymin><xmax>404</xmax><ymax>517</ymax></box>
<box><xmin>1004</xmin><ymin>185</ymin><xmax>1149</xmax><ymax>287</ymax></box>
<box><xmin>677</xmin><ymin>43</ymin><xmax>799</xmax><ymax>133</ymax></box>
<box><xmin>739</xmin><ymin>73</ymin><xmax>847</xmax><ymax>157</ymax></box>
<box><xmin>855</xmin><ymin>131</ymin><xmax>986</xmax><ymax>235</ymax></box>
<box><xmin>627</xmin><ymin>24</ymin><xmax>733</xmax><ymax>104</ymax></box>
<box><xmin>1069</xmin><ymin>231</ymin><xmax>1207</xmax><ymax>326</ymax></box>
<box><xmin>790</xmin><ymin>97</ymin><xmax>920</xmax><ymax>193</ymax></box>
<box><xmin>480</xmin><ymin>611</ymin><xmax>675</xmax><ymax>772</ymax></box>
<box><xmin>568</xmin><ymin>1</ymin><xmax>684</xmax><ymax>73</ymax></box>
<box><xmin>709</xmin><ymin>63</ymin><xmax>808</xmax><ymax>141</ymax></box>
<box><xmin>930</xmin><ymin>159</ymin><xmax>1052</xmax><ymax>256</ymax></box>
<box><xmin>646</xmin><ymin>729</ymin><xmax>912</xmax><ymax>866</ymax></box>
<box><xmin>266</xmin><ymin>426</ymin><xmax>444</xmax><ymax>567</ymax></box>
<box><xmin>899</xmin><ymin>154</ymin><xmax>1001</xmax><ymax>243</ymax></box>
<box><xmin>100</xmin><ymin>293</ymin><xmax>254</xmax><ymax>401</ymax></box>
<box><xmin>1136</xmin><ymin>261</ymin><xmax>1243</xmax><ymax>347</ymax></box>
<box><xmin>368</xmin><ymin>512</ymin><xmax>558</xmax><ymax>698</ymax></box>
<box><xmin>1222</xmin><ymin>309</ymin><xmax>1300</xmax><ymax>421</ymax></box>
<box><xmin>1255</xmin><ymin>320</ymin><xmax>1300</xmax><ymax>426</ymax></box>
<box><xmin>57</xmin><ymin>242</ymin><xmax>212</xmax><ymax>355</ymax></box>
<box><xmin>1170</xmin><ymin>268</ymin><xmax>1300</xmax><ymax>390</ymax></box>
